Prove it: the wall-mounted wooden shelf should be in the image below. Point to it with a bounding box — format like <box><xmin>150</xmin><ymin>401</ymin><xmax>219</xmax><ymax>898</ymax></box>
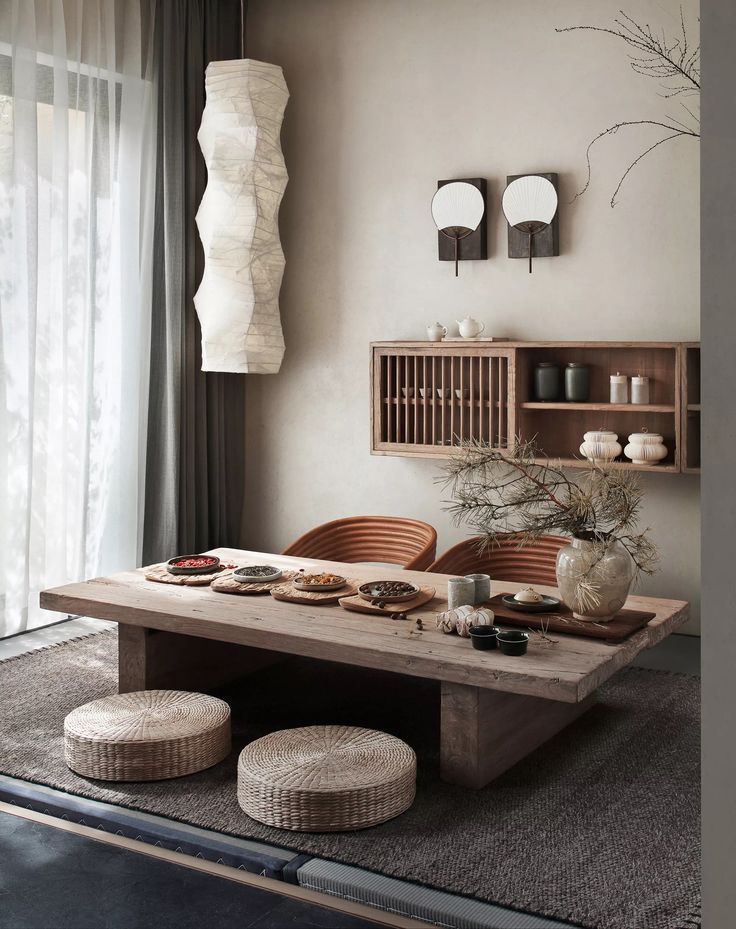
<box><xmin>370</xmin><ymin>340</ymin><xmax>701</xmax><ymax>475</ymax></box>
<box><xmin>519</xmin><ymin>402</ymin><xmax>675</xmax><ymax>413</ymax></box>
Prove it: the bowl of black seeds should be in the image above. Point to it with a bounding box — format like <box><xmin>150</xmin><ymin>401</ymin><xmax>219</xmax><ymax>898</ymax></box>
<box><xmin>233</xmin><ymin>565</ymin><xmax>282</xmax><ymax>583</ymax></box>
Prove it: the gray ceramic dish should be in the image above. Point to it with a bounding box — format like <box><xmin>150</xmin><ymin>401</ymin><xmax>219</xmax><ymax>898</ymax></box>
<box><xmin>166</xmin><ymin>554</ymin><xmax>221</xmax><ymax>576</ymax></box>
<box><xmin>233</xmin><ymin>566</ymin><xmax>282</xmax><ymax>583</ymax></box>
<box><xmin>501</xmin><ymin>594</ymin><xmax>561</xmax><ymax>613</ymax></box>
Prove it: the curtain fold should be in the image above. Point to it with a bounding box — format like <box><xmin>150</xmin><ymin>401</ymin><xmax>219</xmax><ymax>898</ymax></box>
<box><xmin>142</xmin><ymin>0</ymin><xmax>247</xmax><ymax>564</ymax></box>
<box><xmin>0</xmin><ymin>0</ymin><xmax>157</xmax><ymax>637</ymax></box>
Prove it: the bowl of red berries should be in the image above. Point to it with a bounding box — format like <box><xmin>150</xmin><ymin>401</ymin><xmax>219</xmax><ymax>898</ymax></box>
<box><xmin>166</xmin><ymin>554</ymin><xmax>221</xmax><ymax>576</ymax></box>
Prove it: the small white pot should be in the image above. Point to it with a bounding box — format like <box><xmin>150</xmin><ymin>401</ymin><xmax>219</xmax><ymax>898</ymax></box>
<box><xmin>579</xmin><ymin>430</ymin><xmax>622</xmax><ymax>464</ymax></box>
<box><xmin>426</xmin><ymin>322</ymin><xmax>447</xmax><ymax>342</ymax></box>
<box><xmin>624</xmin><ymin>432</ymin><xmax>668</xmax><ymax>465</ymax></box>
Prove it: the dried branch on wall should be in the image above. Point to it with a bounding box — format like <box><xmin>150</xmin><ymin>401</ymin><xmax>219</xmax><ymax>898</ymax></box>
<box><xmin>557</xmin><ymin>8</ymin><xmax>700</xmax><ymax>207</ymax></box>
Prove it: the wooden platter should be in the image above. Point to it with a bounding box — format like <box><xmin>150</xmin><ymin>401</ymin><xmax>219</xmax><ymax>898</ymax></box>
<box><xmin>270</xmin><ymin>578</ymin><xmax>360</xmax><ymax>605</ymax></box>
<box><xmin>145</xmin><ymin>563</ymin><xmax>232</xmax><ymax>587</ymax></box>
<box><xmin>211</xmin><ymin>570</ymin><xmax>298</xmax><ymax>595</ymax></box>
<box><xmin>339</xmin><ymin>586</ymin><xmax>437</xmax><ymax>616</ymax></box>
<box><xmin>486</xmin><ymin>594</ymin><xmax>656</xmax><ymax>642</ymax></box>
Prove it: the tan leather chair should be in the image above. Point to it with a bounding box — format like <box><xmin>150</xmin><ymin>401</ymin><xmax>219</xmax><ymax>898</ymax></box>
<box><xmin>429</xmin><ymin>534</ymin><xmax>566</xmax><ymax>586</ymax></box>
<box><xmin>282</xmin><ymin>516</ymin><xmax>438</xmax><ymax>571</ymax></box>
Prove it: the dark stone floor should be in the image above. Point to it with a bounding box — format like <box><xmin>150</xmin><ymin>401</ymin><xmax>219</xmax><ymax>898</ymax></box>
<box><xmin>0</xmin><ymin>811</ymin><xmax>380</xmax><ymax>929</ymax></box>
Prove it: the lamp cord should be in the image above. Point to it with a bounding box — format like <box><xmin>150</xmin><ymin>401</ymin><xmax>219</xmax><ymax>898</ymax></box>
<box><xmin>240</xmin><ymin>0</ymin><xmax>245</xmax><ymax>58</ymax></box>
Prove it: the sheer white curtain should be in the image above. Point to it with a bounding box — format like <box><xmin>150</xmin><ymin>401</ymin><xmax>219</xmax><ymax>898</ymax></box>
<box><xmin>0</xmin><ymin>1</ymin><xmax>156</xmax><ymax>637</ymax></box>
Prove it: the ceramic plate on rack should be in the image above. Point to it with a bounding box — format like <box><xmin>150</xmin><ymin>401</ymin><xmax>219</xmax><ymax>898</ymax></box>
<box><xmin>358</xmin><ymin>581</ymin><xmax>421</xmax><ymax>603</ymax></box>
<box><xmin>501</xmin><ymin>594</ymin><xmax>561</xmax><ymax>613</ymax></box>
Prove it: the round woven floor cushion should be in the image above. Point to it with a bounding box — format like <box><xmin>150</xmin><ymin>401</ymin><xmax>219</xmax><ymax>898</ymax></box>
<box><xmin>64</xmin><ymin>690</ymin><xmax>231</xmax><ymax>782</ymax></box>
<box><xmin>237</xmin><ymin>725</ymin><xmax>416</xmax><ymax>832</ymax></box>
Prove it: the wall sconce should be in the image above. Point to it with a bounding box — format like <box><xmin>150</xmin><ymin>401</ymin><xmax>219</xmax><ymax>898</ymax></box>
<box><xmin>431</xmin><ymin>178</ymin><xmax>487</xmax><ymax>277</ymax></box>
<box><xmin>502</xmin><ymin>173</ymin><xmax>559</xmax><ymax>273</ymax></box>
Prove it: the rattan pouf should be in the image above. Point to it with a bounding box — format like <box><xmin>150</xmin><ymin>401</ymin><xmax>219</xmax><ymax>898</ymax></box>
<box><xmin>64</xmin><ymin>690</ymin><xmax>231</xmax><ymax>781</ymax></box>
<box><xmin>237</xmin><ymin>725</ymin><xmax>416</xmax><ymax>832</ymax></box>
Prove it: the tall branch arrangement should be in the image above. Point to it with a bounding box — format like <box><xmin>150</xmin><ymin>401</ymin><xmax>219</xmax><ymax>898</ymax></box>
<box><xmin>441</xmin><ymin>439</ymin><xmax>659</xmax><ymax>607</ymax></box>
<box><xmin>557</xmin><ymin>8</ymin><xmax>699</xmax><ymax>206</ymax></box>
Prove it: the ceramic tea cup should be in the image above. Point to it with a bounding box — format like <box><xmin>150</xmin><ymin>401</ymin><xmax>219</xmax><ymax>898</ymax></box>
<box><xmin>497</xmin><ymin>631</ymin><xmax>529</xmax><ymax>656</ymax></box>
<box><xmin>469</xmin><ymin>625</ymin><xmax>500</xmax><ymax>651</ymax></box>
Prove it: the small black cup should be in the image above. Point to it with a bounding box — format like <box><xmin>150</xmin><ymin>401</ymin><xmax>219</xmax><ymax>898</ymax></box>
<box><xmin>469</xmin><ymin>625</ymin><xmax>500</xmax><ymax>650</ymax></box>
<box><xmin>497</xmin><ymin>630</ymin><xmax>530</xmax><ymax>656</ymax></box>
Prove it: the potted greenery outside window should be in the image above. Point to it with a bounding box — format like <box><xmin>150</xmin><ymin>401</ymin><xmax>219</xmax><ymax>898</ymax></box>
<box><xmin>441</xmin><ymin>439</ymin><xmax>659</xmax><ymax>621</ymax></box>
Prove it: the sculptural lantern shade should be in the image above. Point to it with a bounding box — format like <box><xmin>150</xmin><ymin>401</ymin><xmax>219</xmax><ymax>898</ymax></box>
<box><xmin>194</xmin><ymin>59</ymin><xmax>289</xmax><ymax>373</ymax></box>
<box><xmin>502</xmin><ymin>175</ymin><xmax>558</xmax><ymax>273</ymax></box>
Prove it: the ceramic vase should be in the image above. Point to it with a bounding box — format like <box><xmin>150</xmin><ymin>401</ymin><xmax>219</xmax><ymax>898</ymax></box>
<box><xmin>555</xmin><ymin>532</ymin><xmax>634</xmax><ymax>621</ymax></box>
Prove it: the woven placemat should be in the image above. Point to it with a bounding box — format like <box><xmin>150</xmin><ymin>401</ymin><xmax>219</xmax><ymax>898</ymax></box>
<box><xmin>270</xmin><ymin>579</ymin><xmax>360</xmax><ymax>605</ymax></box>
<box><xmin>339</xmin><ymin>586</ymin><xmax>437</xmax><ymax>616</ymax></box>
<box><xmin>144</xmin><ymin>563</ymin><xmax>234</xmax><ymax>587</ymax></box>
<box><xmin>486</xmin><ymin>593</ymin><xmax>656</xmax><ymax>642</ymax></box>
<box><xmin>211</xmin><ymin>570</ymin><xmax>298</xmax><ymax>595</ymax></box>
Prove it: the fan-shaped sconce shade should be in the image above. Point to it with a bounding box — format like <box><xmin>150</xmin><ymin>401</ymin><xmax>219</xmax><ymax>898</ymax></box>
<box><xmin>502</xmin><ymin>175</ymin><xmax>559</xmax><ymax>273</ymax></box>
<box><xmin>432</xmin><ymin>181</ymin><xmax>486</xmax><ymax>277</ymax></box>
<box><xmin>194</xmin><ymin>59</ymin><xmax>289</xmax><ymax>373</ymax></box>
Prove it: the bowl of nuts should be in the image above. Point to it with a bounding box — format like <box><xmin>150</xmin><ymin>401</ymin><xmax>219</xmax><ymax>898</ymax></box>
<box><xmin>293</xmin><ymin>572</ymin><xmax>348</xmax><ymax>592</ymax></box>
<box><xmin>358</xmin><ymin>580</ymin><xmax>420</xmax><ymax>603</ymax></box>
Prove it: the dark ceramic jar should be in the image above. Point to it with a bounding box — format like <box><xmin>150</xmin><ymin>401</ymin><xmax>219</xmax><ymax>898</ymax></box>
<box><xmin>534</xmin><ymin>363</ymin><xmax>561</xmax><ymax>401</ymax></box>
<box><xmin>564</xmin><ymin>363</ymin><xmax>590</xmax><ymax>402</ymax></box>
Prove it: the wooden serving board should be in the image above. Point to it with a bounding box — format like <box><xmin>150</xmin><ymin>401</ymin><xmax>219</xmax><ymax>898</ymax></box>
<box><xmin>211</xmin><ymin>570</ymin><xmax>298</xmax><ymax>595</ymax></box>
<box><xmin>339</xmin><ymin>586</ymin><xmax>437</xmax><ymax>616</ymax></box>
<box><xmin>270</xmin><ymin>579</ymin><xmax>360</xmax><ymax>605</ymax></box>
<box><xmin>486</xmin><ymin>594</ymin><xmax>656</xmax><ymax>642</ymax></box>
<box><xmin>145</xmin><ymin>563</ymin><xmax>232</xmax><ymax>587</ymax></box>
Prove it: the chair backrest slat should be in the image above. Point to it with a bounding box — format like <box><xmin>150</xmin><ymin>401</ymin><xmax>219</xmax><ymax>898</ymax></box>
<box><xmin>429</xmin><ymin>534</ymin><xmax>567</xmax><ymax>587</ymax></box>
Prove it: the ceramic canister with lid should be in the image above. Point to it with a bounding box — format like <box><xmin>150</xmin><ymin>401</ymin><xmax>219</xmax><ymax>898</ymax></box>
<box><xmin>579</xmin><ymin>430</ymin><xmax>623</xmax><ymax>464</ymax></box>
<box><xmin>631</xmin><ymin>375</ymin><xmax>650</xmax><ymax>405</ymax></box>
<box><xmin>610</xmin><ymin>373</ymin><xmax>628</xmax><ymax>404</ymax></box>
<box><xmin>564</xmin><ymin>363</ymin><xmax>590</xmax><ymax>402</ymax></box>
<box><xmin>624</xmin><ymin>431</ymin><xmax>668</xmax><ymax>465</ymax></box>
<box><xmin>534</xmin><ymin>363</ymin><xmax>561</xmax><ymax>401</ymax></box>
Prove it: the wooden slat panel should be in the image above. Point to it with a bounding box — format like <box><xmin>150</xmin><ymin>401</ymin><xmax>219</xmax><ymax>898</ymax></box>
<box><xmin>413</xmin><ymin>355</ymin><xmax>418</xmax><ymax>446</ymax></box>
<box><xmin>460</xmin><ymin>356</ymin><xmax>465</xmax><ymax>442</ymax></box>
<box><xmin>498</xmin><ymin>355</ymin><xmax>506</xmax><ymax>447</ymax></box>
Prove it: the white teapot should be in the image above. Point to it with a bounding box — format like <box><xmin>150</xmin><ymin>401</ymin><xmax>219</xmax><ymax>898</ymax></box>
<box><xmin>426</xmin><ymin>322</ymin><xmax>447</xmax><ymax>342</ymax></box>
<box><xmin>456</xmin><ymin>316</ymin><xmax>485</xmax><ymax>339</ymax></box>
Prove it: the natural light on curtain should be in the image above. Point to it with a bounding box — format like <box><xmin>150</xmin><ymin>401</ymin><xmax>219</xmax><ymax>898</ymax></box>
<box><xmin>0</xmin><ymin>1</ymin><xmax>156</xmax><ymax>637</ymax></box>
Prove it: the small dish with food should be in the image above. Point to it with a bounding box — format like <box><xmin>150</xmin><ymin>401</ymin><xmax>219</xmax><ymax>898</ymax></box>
<box><xmin>501</xmin><ymin>588</ymin><xmax>561</xmax><ymax>613</ymax></box>
<box><xmin>358</xmin><ymin>580</ymin><xmax>420</xmax><ymax>603</ymax></box>
<box><xmin>293</xmin><ymin>573</ymin><xmax>348</xmax><ymax>592</ymax></box>
<box><xmin>167</xmin><ymin>554</ymin><xmax>221</xmax><ymax>576</ymax></box>
<box><xmin>233</xmin><ymin>565</ymin><xmax>282</xmax><ymax>583</ymax></box>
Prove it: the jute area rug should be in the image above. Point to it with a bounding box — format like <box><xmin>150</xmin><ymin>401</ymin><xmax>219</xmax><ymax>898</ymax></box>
<box><xmin>0</xmin><ymin>630</ymin><xmax>700</xmax><ymax>929</ymax></box>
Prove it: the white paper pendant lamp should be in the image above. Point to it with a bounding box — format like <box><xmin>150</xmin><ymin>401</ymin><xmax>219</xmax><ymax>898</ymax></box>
<box><xmin>194</xmin><ymin>59</ymin><xmax>289</xmax><ymax>374</ymax></box>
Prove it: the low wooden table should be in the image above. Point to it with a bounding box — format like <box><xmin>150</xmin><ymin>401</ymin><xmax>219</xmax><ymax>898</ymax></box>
<box><xmin>41</xmin><ymin>549</ymin><xmax>689</xmax><ymax>789</ymax></box>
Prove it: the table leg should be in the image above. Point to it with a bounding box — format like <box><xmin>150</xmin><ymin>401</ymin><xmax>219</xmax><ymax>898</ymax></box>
<box><xmin>440</xmin><ymin>681</ymin><xmax>596</xmax><ymax>789</ymax></box>
<box><xmin>117</xmin><ymin>624</ymin><xmax>283</xmax><ymax>694</ymax></box>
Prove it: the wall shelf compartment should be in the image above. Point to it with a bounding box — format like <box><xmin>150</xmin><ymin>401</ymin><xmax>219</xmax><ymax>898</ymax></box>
<box><xmin>371</xmin><ymin>341</ymin><xmax>700</xmax><ymax>474</ymax></box>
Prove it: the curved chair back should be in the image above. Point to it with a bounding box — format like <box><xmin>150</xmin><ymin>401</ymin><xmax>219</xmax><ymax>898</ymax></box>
<box><xmin>429</xmin><ymin>534</ymin><xmax>567</xmax><ymax>587</ymax></box>
<box><xmin>282</xmin><ymin>516</ymin><xmax>438</xmax><ymax>571</ymax></box>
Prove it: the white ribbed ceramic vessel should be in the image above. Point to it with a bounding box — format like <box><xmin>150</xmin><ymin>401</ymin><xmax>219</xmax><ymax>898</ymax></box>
<box><xmin>579</xmin><ymin>430</ymin><xmax>622</xmax><ymax>464</ymax></box>
<box><xmin>624</xmin><ymin>432</ymin><xmax>668</xmax><ymax>465</ymax></box>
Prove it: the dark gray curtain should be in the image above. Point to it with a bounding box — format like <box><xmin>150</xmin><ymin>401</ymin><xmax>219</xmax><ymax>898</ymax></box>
<box><xmin>143</xmin><ymin>0</ymin><xmax>247</xmax><ymax>563</ymax></box>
